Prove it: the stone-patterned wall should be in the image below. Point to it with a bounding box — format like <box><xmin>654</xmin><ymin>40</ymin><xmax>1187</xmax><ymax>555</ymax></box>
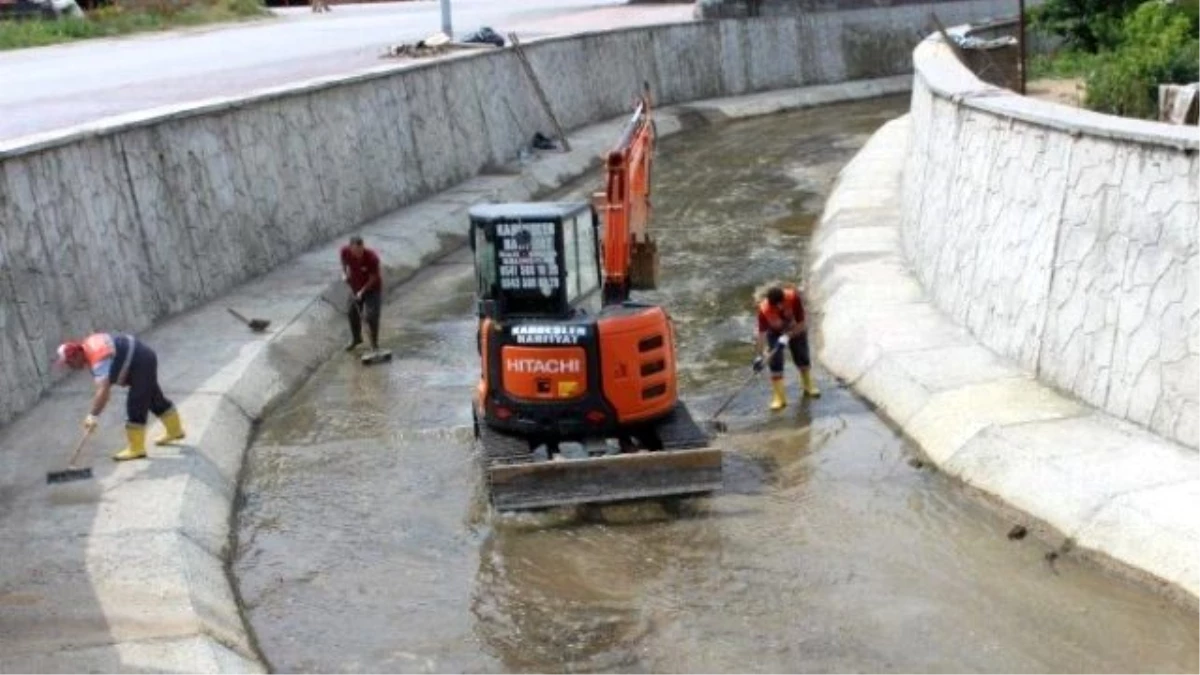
<box><xmin>903</xmin><ymin>37</ymin><xmax>1199</xmax><ymax>449</ymax></box>
<box><xmin>696</xmin><ymin>0</ymin><xmax>1028</xmax><ymax>20</ymax></box>
<box><xmin>0</xmin><ymin>3</ymin><xmax>1021</xmax><ymax>426</ymax></box>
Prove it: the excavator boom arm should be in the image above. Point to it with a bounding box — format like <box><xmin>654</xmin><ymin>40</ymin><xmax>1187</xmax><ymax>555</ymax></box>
<box><xmin>600</xmin><ymin>85</ymin><xmax>657</xmax><ymax>303</ymax></box>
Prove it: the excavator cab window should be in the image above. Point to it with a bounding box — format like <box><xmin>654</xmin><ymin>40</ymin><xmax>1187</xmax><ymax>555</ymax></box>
<box><xmin>562</xmin><ymin>210</ymin><xmax>602</xmax><ymax>310</ymax></box>
<box><xmin>470</xmin><ymin>202</ymin><xmax>599</xmax><ymax>320</ymax></box>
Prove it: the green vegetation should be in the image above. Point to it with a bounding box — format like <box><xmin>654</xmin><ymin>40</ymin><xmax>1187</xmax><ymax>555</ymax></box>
<box><xmin>1030</xmin><ymin>0</ymin><xmax>1199</xmax><ymax>119</ymax></box>
<box><xmin>1031</xmin><ymin>0</ymin><xmax>1143</xmax><ymax>52</ymax></box>
<box><xmin>0</xmin><ymin>0</ymin><xmax>270</xmax><ymax>50</ymax></box>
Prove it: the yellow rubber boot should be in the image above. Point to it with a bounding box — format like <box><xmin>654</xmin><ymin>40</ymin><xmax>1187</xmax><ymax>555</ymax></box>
<box><xmin>769</xmin><ymin>378</ymin><xmax>788</xmax><ymax>411</ymax></box>
<box><xmin>801</xmin><ymin>369</ymin><xmax>821</xmax><ymax>398</ymax></box>
<box><xmin>156</xmin><ymin>408</ymin><xmax>186</xmax><ymax>445</ymax></box>
<box><xmin>113</xmin><ymin>424</ymin><xmax>148</xmax><ymax>461</ymax></box>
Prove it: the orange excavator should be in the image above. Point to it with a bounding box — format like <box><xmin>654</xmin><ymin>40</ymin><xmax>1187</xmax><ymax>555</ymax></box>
<box><xmin>469</xmin><ymin>84</ymin><xmax>723</xmax><ymax>511</ymax></box>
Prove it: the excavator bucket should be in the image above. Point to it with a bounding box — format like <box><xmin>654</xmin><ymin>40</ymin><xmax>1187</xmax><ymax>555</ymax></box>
<box><xmin>629</xmin><ymin>235</ymin><xmax>660</xmax><ymax>290</ymax></box>
<box><xmin>479</xmin><ymin>403</ymin><xmax>722</xmax><ymax>511</ymax></box>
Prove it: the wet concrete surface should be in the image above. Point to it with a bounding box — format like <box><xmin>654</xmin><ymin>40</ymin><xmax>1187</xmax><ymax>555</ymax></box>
<box><xmin>233</xmin><ymin>97</ymin><xmax>1199</xmax><ymax>673</ymax></box>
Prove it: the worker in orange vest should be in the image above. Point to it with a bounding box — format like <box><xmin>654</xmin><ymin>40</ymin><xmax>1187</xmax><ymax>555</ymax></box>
<box><xmin>752</xmin><ymin>284</ymin><xmax>820</xmax><ymax>410</ymax></box>
<box><xmin>56</xmin><ymin>333</ymin><xmax>185</xmax><ymax>461</ymax></box>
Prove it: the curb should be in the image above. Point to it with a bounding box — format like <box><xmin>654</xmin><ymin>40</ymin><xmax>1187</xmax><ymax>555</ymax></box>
<box><xmin>0</xmin><ymin>78</ymin><xmax>910</xmax><ymax>674</ymax></box>
<box><xmin>809</xmin><ymin>114</ymin><xmax>1200</xmax><ymax>609</ymax></box>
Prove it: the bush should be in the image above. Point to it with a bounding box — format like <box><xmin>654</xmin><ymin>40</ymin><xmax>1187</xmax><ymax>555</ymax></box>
<box><xmin>1030</xmin><ymin>0</ymin><xmax>1143</xmax><ymax>52</ymax></box>
<box><xmin>1162</xmin><ymin>39</ymin><xmax>1200</xmax><ymax>84</ymax></box>
<box><xmin>1028</xmin><ymin>49</ymin><xmax>1099</xmax><ymax>79</ymax></box>
<box><xmin>1083</xmin><ymin>1</ymin><xmax>1200</xmax><ymax>117</ymax></box>
<box><xmin>1178</xmin><ymin>0</ymin><xmax>1200</xmax><ymax>24</ymax></box>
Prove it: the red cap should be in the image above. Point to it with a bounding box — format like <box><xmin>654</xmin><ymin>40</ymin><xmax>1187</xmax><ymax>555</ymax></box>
<box><xmin>55</xmin><ymin>341</ymin><xmax>83</xmax><ymax>366</ymax></box>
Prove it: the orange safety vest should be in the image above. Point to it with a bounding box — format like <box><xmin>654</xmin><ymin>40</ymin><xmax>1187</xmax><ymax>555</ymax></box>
<box><xmin>80</xmin><ymin>332</ymin><xmax>138</xmax><ymax>386</ymax></box>
<box><xmin>758</xmin><ymin>287</ymin><xmax>803</xmax><ymax>333</ymax></box>
<box><xmin>81</xmin><ymin>333</ymin><xmax>114</xmax><ymax>370</ymax></box>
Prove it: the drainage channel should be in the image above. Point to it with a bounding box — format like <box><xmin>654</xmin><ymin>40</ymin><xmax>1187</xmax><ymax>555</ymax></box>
<box><xmin>232</xmin><ymin>96</ymin><xmax>1199</xmax><ymax>673</ymax></box>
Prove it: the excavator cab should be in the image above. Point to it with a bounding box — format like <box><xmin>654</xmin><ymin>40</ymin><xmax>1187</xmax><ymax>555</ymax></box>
<box><xmin>470</xmin><ymin>201</ymin><xmax>625</xmax><ymax>441</ymax></box>
<box><xmin>470</xmin><ymin>201</ymin><xmax>602</xmax><ymax>323</ymax></box>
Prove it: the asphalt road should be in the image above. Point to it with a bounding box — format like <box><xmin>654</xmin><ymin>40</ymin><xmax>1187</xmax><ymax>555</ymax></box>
<box><xmin>0</xmin><ymin>0</ymin><xmax>693</xmax><ymax>141</ymax></box>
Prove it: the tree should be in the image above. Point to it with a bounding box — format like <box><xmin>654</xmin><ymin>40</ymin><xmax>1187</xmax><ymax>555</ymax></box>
<box><xmin>1030</xmin><ymin>0</ymin><xmax>1142</xmax><ymax>52</ymax></box>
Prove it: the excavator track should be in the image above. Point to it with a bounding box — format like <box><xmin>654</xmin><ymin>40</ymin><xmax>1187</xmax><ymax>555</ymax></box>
<box><xmin>477</xmin><ymin>422</ymin><xmax>535</xmax><ymax>465</ymax></box>
<box><xmin>477</xmin><ymin>402</ymin><xmax>722</xmax><ymax>512</ymax></box>
<box><xmin>655</xmin><ymin>401</ymin><xmax>711</xmax><ymax>450</ymax></box>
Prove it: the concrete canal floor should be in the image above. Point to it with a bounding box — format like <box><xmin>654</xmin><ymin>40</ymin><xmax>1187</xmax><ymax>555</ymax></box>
<box><xmin>232</xmin><ymin>97</ymin><xmax>1199</xmax><ymax>673</ymax></box>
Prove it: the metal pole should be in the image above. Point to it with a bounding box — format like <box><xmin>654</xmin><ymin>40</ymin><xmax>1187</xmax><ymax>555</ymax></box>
<box><xmin>509</xmin><ymin>33</ymin><xmax>571</xmax><ymax>152</ymax></box>
<box><xmin>440</xmin><ymin>0</ymin><xmax>452</xmax><ymax>38</ymax></box>
<box><xmin>1018</xmin><ymin>0</ymin><xmax>1027</xmax><ymax>95</ymax></box>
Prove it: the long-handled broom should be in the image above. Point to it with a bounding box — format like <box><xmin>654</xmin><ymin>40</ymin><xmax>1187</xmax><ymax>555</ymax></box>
<box><xmin>355</xmin><ymin>295</ymin><xmax>392</xmax><ymax>366</ymax></box>
<box><xmin>47</xmin><ymin>427</ymin><xmax>96</xmax><ymax>484</ymax></box>
<box><xmin>706</xmin><ymin>342</ymin><xmax>785</xmax><ymax>434</ymax></box>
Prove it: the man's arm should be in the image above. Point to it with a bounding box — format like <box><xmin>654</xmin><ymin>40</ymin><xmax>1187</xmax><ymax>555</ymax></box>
<box><xmin>363</xmin><ymin>251</ymin><xmax>382</xmax><ymax>295</ymax></box>
<box><xmin>78</xmin><ymin>355</ymin><xmax>115</xmax><ymax>428</ymax></box>
<box><xmin>755</xmin><ymin>311</ymin><xmax>769</xmax><ymax>354</ymax></box>
<box><xmin>90</xmin><ymin>379</ymin><xmax>112</xmax><ymax>417</ymax></box>
<box><xmin>339</xmin><ymin>249</ymin><xmax>352</xmax><ymax>285</ymax></box>
<box><xmin>788</xmin><ymin>295</ymin><xmax>806</xmax><ymax>336</ymax></box>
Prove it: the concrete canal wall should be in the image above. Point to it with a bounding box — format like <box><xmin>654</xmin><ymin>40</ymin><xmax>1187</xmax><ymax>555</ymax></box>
<box><xmin>696</xmin><ymin>0</ymin><xmax>1038</xmax><ymax>21</ymax></box>
<box><xmin>902</xmin><ymin>35</ymin><xmax>1199</xmax><ymax>449</ymax></box>
<box><xmin>810</xmin><ymin>29</ymin><xmax>1199</xmax><ymax>606</ymax></box>
<box><xmin>0</xmin><ymin>0</ymin><xmax>1015</xmax><ymax>427</ymax></box>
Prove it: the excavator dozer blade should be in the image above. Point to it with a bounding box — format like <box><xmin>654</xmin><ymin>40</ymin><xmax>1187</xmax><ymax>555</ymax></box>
<box><xmin>629</xmin><ymin>236</ymin><xmax>660</xmax><ymax>290</ymax></box>
<box><xmin>486</xmin><ymin>446</ymin><xmax>723</xmax><ymax>511</ymax></box>
<box><xmin>478</xmin><ymin>402</ymin><xmax>722</xmax><ymax>511</ymax></box>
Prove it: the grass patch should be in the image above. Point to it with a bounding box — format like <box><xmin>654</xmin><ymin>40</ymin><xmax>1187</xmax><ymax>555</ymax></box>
<box><xmin>1028</xmin><ymin>50</ymin><xmax>1099</xmax><ymax>80</ymax></box>
<box><xmin>0</xmin><ymin>0</ymin><xmax>272</xmax><ymax>50</ymax></box>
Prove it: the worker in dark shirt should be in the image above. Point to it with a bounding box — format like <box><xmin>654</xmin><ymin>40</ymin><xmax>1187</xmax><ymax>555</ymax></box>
<box><xmin>340</xmin><ymin>236</ymin><xmax>383</xmax><ymax>355</ymax></box>
<box><xmin>753</xmin><ymin>284</ymin><xmax>820</xmax><ymax>410</ymax></box>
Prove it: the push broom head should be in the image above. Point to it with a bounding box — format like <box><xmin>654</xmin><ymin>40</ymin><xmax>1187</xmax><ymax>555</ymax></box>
<box><xmin>360</xmin><ymin>349</ymin><xmax>393</xmax><ymax>366</ymax></box>
<box><xmin>47</xmin><ymin>467</ymin><xmax>94</xmax><ymax>484</ymax></box>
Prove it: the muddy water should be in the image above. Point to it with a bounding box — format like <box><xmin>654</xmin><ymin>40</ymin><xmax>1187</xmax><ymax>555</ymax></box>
<box><xmin>233</xmin><ymin>97</ymin><xmax>1198</xmax><ymax>673</ymax></box>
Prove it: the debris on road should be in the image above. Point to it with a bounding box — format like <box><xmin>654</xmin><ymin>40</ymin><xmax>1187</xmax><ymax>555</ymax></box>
<box><xmin>531</xmin><ymin>131</ymin><xmax>558</xmax><ymax>150</ymax></box>
<box><xmin>383</xmin><ymin>32</ymin><xmax>459</xmax><ymax>59</ymax></box>
<box><xmin>463</xmin><ymin>26</ymin><xmax>505</xmax><ymax>47</ymax></box>
<box><xmin>1007</xmin><ymin>524</ymin><xmax>1027</xmax><ymax>540</ymax></box>
<box><xmin>383</xmin><ymin>28</ymin><xmax>509</xmax><ymax>59</ymax></box>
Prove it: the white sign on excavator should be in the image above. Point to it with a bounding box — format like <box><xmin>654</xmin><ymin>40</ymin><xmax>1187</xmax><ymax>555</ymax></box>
<box><xmin>511</xmin><ymin>325</ymin><xmax>587</xmax><ymax>345</ymax></box>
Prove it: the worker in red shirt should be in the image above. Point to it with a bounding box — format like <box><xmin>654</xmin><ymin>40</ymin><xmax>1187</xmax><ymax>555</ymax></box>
<box><xmin>752</xmin><ymin>284</ymin><xmax>820</xmax><ymax>410</ymax></box>
<box><xmin>340</xmin><ymin>235</ymin><xmax>383</xmax><ymax>355</ymax></box>
<box><xmin>55</xmin><ymin>332</ymin><xmax>185</xmax><ymax>461</ymax></box>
